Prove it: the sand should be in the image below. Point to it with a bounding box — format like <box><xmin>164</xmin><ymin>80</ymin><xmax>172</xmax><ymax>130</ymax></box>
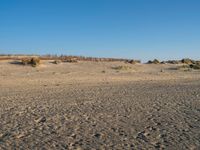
<box><xmin>0</xmin><ymin>60</ymin><xmax>200</xmax><ymax>149</ymax></box>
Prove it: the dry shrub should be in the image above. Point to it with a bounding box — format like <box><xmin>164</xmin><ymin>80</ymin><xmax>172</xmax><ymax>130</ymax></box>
<box><xmin>176</xmin><ymin>64</ymin><xmax>200</xmax><ymax>71</ymax></box>
<box><xmin>181</xmin><ymin>58</ymin><xmax>194</xmax><ymax>64</ymax></box>
<box><xmin>177</xmin><ymin>65</ymin><xmax>191</xmax><ymax>71</ymax></box>
<box><xmin>189</xmin><ymin>64</ymin><xmax>200</xmax><ymax>70</ymax></box>
<box><xmin>147</xmin><ymin>59</ymin><xmax>160</xmax><ymax>64</ymax></box>
<box><xmin>52</xmin><ymin>60</ymin><xmax>62</xmax><ymax>64</ymax></box>
<box><xmin>163</xmin><ymin>60</ymin><xmax>182</xmax><ymax>64</ymax></box>
<box><xmin>163</xmin><ymin>59</ymin><xmax>199</xmax><ymax>65</ymax></box>
<box><xmin>21</xmin><ymin>57</ymin><xmax>40</xmax><ymax>67</ymax></box>
<box><xmin>21</xmin><ymin>58</ymin><xmax>30</xmax><ymax>65</ymax></box>
<box><xmin>62</xmin><ymin>58</ymin><xmax>78</xmax><ymax>63</ymax></box>
<box><xmin>31</xmin><ymin>57</ymin><xmax>40</xmax><ymax>67</ymax></box>
<box><xmin>112</xmin><ymin>65</ymin><xmax>132</xmax><ymax>70</ymax></box>
<box><xmin>178</xmin><ymin>59</ymin><xmax>200</xmax><ymax>70</ymax></box>
<box><xmin>196</xmin><ymin>61</ymin><xmax>200</xmax><ymax>65</ymax></box>
<box><xmin>126</xmin><ymin>60</ymin><xmax>141</xmax><ymax>64</ymax></box>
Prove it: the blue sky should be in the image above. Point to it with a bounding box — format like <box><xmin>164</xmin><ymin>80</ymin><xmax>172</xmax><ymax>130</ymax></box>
<box><xmin>0</xmin><ymin>0</ymin><xmax>200</xmax><ymax>61</ymax></box>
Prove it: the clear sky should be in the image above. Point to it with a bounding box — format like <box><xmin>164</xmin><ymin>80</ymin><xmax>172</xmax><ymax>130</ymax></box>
<box><xmin>0</xmin><ymin>0</ymin><xmax>200</xmax><ymax>61</ymax></box>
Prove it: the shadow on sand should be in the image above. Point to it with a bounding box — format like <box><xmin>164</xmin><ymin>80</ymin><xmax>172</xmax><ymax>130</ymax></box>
<box><xmin>9</xmin><ymin>61</ymin><xmax>24</xmax><ymax>65</ymax></box>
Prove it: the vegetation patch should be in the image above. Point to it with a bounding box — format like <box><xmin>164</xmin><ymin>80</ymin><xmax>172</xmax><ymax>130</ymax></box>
<box><xmin>189</xmin><ymin>64</ymin><xmax>200</xmax><ymax>70</ymax></box>
<box><xmin>112</xmin><ymin>65</ymin><xmax>132</xmax><ymax>71</ymax></box>
<box><xmin>52</xmin><ymin>60</ymin><xmax>62</xmax><ymax>64</ymax></box>
<box><xmin>21</xmin><ymin>57</ymin><xmax>40</xmax><ymax>67</ymax></box>
<box><xmin>62</xmin><ymin>58</ymin><xmax>78</xmax><ymax>63</ymax></box>
<box><xmin>126</xmin><ymin>59</ymin><xmax>141</xmax><ymax>64</ymax></box>
<box><xmin>177</xmin><ymin>64</ymin><xmax>200</xmax><ymax>71</ymax></box>
<box><xmin>177</xmin><ymin>65</ymin><xmax>191</xmax><ymax>71</ymax></box>
<box><xmin>162</xmin><ymin>60</ymin><xmax>182</xmax><ymax>64</ymax></box>
<box><xmin>181</xmin><ymin>58</ymin><xmax>195</xmax><ymax>64</ymax></box>
<box><xmin>147</xmin><ymin>59</ymin><xmax>160</xmax><ymax>64</ymax></box>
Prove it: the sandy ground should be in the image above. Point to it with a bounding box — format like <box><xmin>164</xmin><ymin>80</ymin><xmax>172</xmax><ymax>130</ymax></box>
<box><xmin>0</xmin><ymin>60</ymin><xmax>200</xmax><ymax>149</ymax></box>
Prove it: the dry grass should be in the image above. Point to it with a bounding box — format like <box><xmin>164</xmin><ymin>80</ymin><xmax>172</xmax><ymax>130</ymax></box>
<box><xmin>162</xmin><ymin>60</ymin><xmax>182</xmax><ymax>64</ymax></box>
<box><xmin>62</xmin><ymin>58</ymin><xmax>78</xmax><ymax>63</ymax></box>
<box><xmin>147</xmin><ymin>59</ymin><xmax>160</xmax><ymax>64</ymax></box>
<box><xmin>52</xmin><ymin>60</ymin><xmax>62</xmax><ymax>64</ymax></box>
<box><xmin>126</xmin><ymin>59</ymin><xmax>141</xmax><ymax>64</ymax></box>
<box><xmin>21</xmin><ymin>58</ymin><xmax>30</xmax><ymax>65</ymax></box>
<box><xmin>181</xmin><ymin>58</ymin><xmax>195</xmax><ymax>64</ymax></box>
<box><xmin>177</xmin><ymin>65</ymin><xmax>191</xmax><ymax>71</ymax></box>
<box><xmin>21</xmin><ymin>57</ymin><xmax>40</xmax><ymax>67</ymax></box>
<box><xmin>112</xmin><ymin>65</ymin><xmax>132</xmax><ymax>71</ymax></box>
<box><xmin>189</xmin><ymin>64</ymin><xmax>200</xmax><ymax>70</ymax></box>
<box><xmin>176</xmin><ymin>64</ymin><xmax>200</xmax><ymax>71</ymax></box>
<box><xmin>31</xmin><ymin>58</ymin><xmax>40</xmax><ymax>67</ymax></box>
